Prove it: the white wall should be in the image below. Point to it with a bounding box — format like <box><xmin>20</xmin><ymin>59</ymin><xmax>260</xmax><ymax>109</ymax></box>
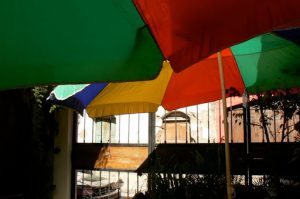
<box><xmin>53</xmin><ymin>109</ymin><xmax>74</xmax><ymax>199</ymax></box>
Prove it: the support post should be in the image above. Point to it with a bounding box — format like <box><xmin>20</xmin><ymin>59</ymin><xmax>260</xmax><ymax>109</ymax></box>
<box><xmin>148</xmin><ymin>112</ymin><xmax>156</xmax><ymax>154</ymax></box>
<box><xmin>217</xmin><ymin>52</ymin><xmax>232</xmax><ymax>199</ymax></box>
<box><xmin>243</xmin><ymin>92</ymin><xmax>252</xmax><ymax>187</ymax></box>
<box><xmin>148</xmin><ymin>112</ymin><xmax>156</xmax><ymax>193</ymax></box>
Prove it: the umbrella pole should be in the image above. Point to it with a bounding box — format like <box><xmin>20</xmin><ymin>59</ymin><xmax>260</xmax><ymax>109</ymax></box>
<box><xmin>217</xmin><ymin>52</ymin><xmax>232</xmax><ymax>199</ymax></box>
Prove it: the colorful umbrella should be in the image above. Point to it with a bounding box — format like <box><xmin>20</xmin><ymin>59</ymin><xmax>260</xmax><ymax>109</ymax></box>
<box><xmin>0</xmin><ymin>0</ymin><xmax>162</xmax><ymax>90</ymax></box>
<box><xmin>1</xmin><ymin>1</ymin><xmax>300</xmax><ymax>91</ymax></box>
<box><xmin>133</xmin><ymin>0</ymin><xmax>300</xmax><ymax>72</ymax></box>
<box><xmin>48</xmin><ymin>32</ymin><xmax>300</xmax><ymax>117</ymax></box>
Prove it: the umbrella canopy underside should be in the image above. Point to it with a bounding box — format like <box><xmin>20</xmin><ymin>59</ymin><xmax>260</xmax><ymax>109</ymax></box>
<box><xmin>48</xmin><ymin>32</ymin><xmax>300</xmax><ymax>118</ymax></box>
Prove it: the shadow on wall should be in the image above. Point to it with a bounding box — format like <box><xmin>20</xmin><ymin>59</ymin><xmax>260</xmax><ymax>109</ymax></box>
<box><xmin>0</xmin><ymin>88</ymin><xmax>56</xmax><ymax>199</ymax></box>
<box><xmin>0</xmin><ymin>90</ymin><xmax>31</xmax><ymax>198</ymax></box>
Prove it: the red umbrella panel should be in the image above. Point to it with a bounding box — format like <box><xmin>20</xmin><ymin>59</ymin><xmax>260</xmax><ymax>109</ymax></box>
<box><xmin>133</xmin><ymin>0</ymin><xmax>300</xmax><ymax>72</ymax></box>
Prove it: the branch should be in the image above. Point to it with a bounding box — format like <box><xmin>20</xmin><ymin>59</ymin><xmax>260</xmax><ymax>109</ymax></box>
<box><xmin>258</xmin><ymin>95</ymin><xmax>270</xmax><ymax>143</ymax></box>
<box><xmin>282</xmin><ymin>129</ymin><xmax>295</xmax><ymax>140</ymax></box>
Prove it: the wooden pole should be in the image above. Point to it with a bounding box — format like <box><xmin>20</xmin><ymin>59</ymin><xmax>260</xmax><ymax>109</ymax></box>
<box><xmin>217</xmin><ymin>52</ymin><xmax>232</xmax><ymax>199</ymax></box>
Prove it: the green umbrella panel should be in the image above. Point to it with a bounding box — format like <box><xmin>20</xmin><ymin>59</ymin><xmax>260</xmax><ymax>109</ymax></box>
<box><xmin>0</xmin><ymin>0</ymin><xmax>162</xmax><ymax>90</ymax></box>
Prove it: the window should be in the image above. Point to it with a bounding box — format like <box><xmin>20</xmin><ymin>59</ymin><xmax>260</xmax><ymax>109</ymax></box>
<box><xmin>74</xmin><ymin>112</ymin><xmax>149</xmax><ymax>199</ymax></box>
